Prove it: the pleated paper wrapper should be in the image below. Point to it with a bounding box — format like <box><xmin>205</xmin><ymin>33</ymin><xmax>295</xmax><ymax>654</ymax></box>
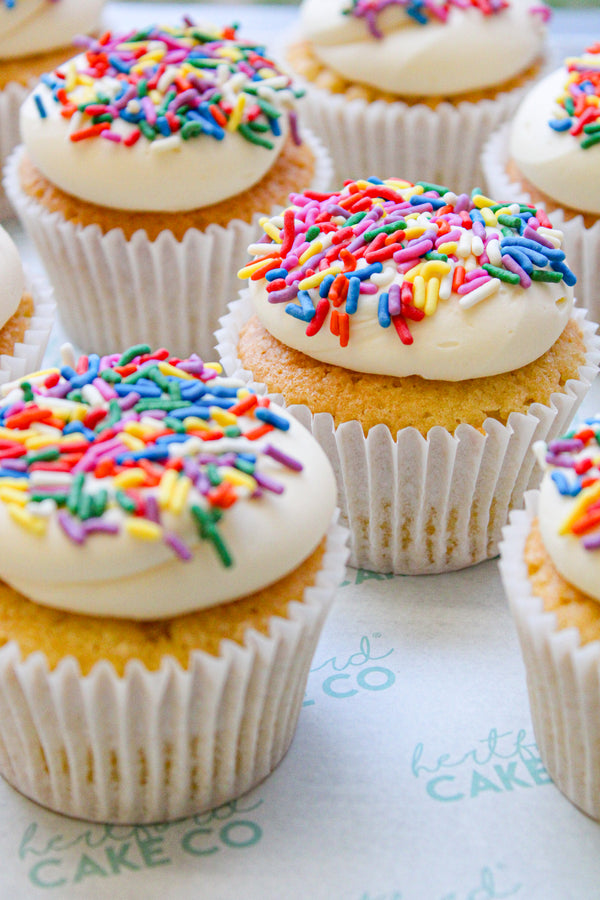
<box><xmin>483</xmin><ymin>124</ymin><xmax>600</xmax><ymax>324</ymax></box>
<box><xmin>216</xmin><ymin>293</ymin><xmax>600</xmax><ymax>575</ymax></box>
<box><xmin>499</xmin><ymin>492</ymin><xmax>600</xmax><ymax>821</ymax></box>
<box><xmin>3</xmin><ymin>130</ymin><xmax>333</xmax><ymax>361</ymax></box>
<box><xmin>0</xmin><ymin>81</ymin><xmax>29</xmax><ymax>221</ymax></box>
<box><xmin>0</xmin><ymin>515</ymin><xmax>348</xmax><ymax>825</ymax></box>
<box><xmin>0</xmin><ymin>269</ymin><xmax>55</xmax><ymax>389</ymax></box>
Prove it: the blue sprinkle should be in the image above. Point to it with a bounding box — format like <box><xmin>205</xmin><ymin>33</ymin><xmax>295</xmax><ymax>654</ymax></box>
<box><xmin>550</xmin><ymin>259</ymin><xmax>577</xmax><ymax>286</ymax></box>
<box><xmin>285</xmin><ymin>302</ymin><xmax>309</xmax><ymax>321</ymax></box>
<box><xmin>69</xmin><ymin>355</ymin><xmax>100</xmax><ymax>390</ymax></box>
<box><xmin>163</xmin><ymin>405</ymin><xmax>210</xmax><ymax>420</ymax></box>
<box><xmin>410</xmin><ymin>194</ymin><xmax>447</xmax><ymax>210</ymax></box>
<box><xmin>114</xmin><ymin>382</ymin><xmax>161</xmax><ymax>399</ymax></box>
<box><xmin>502</xmin><ymin>247</ymin><xmax>533</xmax><ymax>274</ymax></box>
<box><xmin>378</xmin><ymin>292</ymin><xmax>391</xmax><ymax>328</ymax></box>
<box><xmin>116</xmin><ymin>446</ymin><xmax>170</xmax><ymax>464</ymax></box>
<box><xmin>155</xmin><ymin>433</ymin><xmax>191</xmax><ymax>444</ymax></box>
<box><xmin>319</xmin><ymin>274</ymin><xmax>336</xmax><ymax>298</ymax></box>
<box><xmin>500</xmin><ymin>242</ymin><xmax>548</xmax><ymax>268</ymax></box>
<box><xmin>551</xmin><ymin>470</ymin><xmax>581</xmax><ymax>496</ymax></box>
<box><xmin>342</xmin><ymin>262</ymin><xmax>383</xmax><ymax>282</ymax></box>
<box><xmin>0</xmin><ymin>468</ymin><xmax>26</xmax><ymax>478</ymax></box>
<box><xmin>179</xmin><ymin>382</ymin><xmax>207</xmax><ymax>402</ymax></box>
<box><xmin>254</xmin><ymin>407</ymin><xmax>290</xmax><ymax>431</ymax></box>
<box><xmin>549</xmin><ymin>118</ymin><xmax>572</xmax><ymax>132</ymax></box>
<box><xmin>34</xmin><ymin>94</ymin><xmax>47</xmax><ymax>119</ymax></box>
<box><xmin>266</xmin><ymin>268</ymin><xmax>287</xmax><ymax>282</ymax></box>
<box><xmin>367</xmin><ymin>176</ymin><xmax>385</xmax><ymax>184</ymax></box>
<box><xmin>63</xmin><ymin>421</ymin><xmax>96</xmax><ymax>441</ymax></box>
<box><xmin>156</xmin><ymin>116</ymin><xmax>171</xmax><ymax>137</ymax></box>
<box><xmin>346</xmin><ymin>277</ymin><xmax>361</xmax><ymax>315</ymax></box>
<box><xmin>469</xmin><ymin>209</ymin><xmax>486</xmax><ymax>226</ymax></box>
<box><xmin>108</xmin><ymin>54</ymin><xmax>132</xmax><ymax>74</ymax></box>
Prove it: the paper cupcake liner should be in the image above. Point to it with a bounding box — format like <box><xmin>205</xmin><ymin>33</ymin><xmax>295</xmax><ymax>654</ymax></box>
<box><xmin>482</xmin><ymin>124</ymin><xmax>600</xmax><ymax>323</ymax></box>
<box><xmin>0</xmin><ymin>513</ymin><xmax>348</xmax><ymax>824</ymax></box>
<box><xmin>216</xmin><ymin>293</ymin><xmax>600</xmax><ymax>575</ymax></box>
<box><xmin>0</xmin><ymin>268</ymin><xmax>55</xmax><ymax>388</ymax></box>
<box><xmin>295</xmin><ymin>74</ymin><xmax>534</xmax><ymax>195</ymax></box>
<box><xmin>3</xmin><ymin>129</ymin><xmax>333</xmax><ymax>360</ymax></box>
<box><xmin>499</xmin><ymin>492</ymin><xmax>600</xmax><ymax>821</ymax></box>
<box><xmin>0</xmin><ymin>81</ymin><xmax>30</xmax><ymax>220</ymax></box>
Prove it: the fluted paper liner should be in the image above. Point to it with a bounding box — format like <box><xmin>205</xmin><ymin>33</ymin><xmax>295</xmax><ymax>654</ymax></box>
<box><xmin>295</xmin><ymin>75</ymin><xmax>533</xmax><ymax>195</ymax></box>
<box><xmin>0</xmin><ymin>269</ymin><xmax>54</xmax><ymax>388</ymax></box>
<box><xmin>0</xmin><ymin>515</ymin><xmax>348</xmax><ymax>824</ymax></box>
<box><xmin>499</xmin><ymin>492</ymin><xmax>600</xmax><ymax>821</ymax></box>
<box><xmin>0</xmin><ymin>81</ymin><xmax>29</xmax><ymax>220</ymax></box>
<box><xmin>3</xmin><ymin>130</ymin><xmax>333</xmax><ymax>359</ymax></box>
<box><xmin>483</xmin><ymin>124</ymin><xmax>600</xmax><ymax>323</ymax></box>
<box><xmin>216</xmin><ymin>293</ymin><xmax>600</xmax><ymax>575</ymax></box>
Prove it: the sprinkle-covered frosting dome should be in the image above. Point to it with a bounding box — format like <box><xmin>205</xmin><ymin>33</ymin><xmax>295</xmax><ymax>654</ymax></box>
<box><xmin>20</xmin><ymin>22</ymin><xmax>303</xmax><ymax>211</ymax></box>
<box><xmin>298</xmin><ymin>0</ymin><xmax>549</xmax><ymax>97</ymax></box>
<box><xmin>535</xmin><ymin>419</ymin><xmax>600</xmax><ymax>602</ymax></box>
<box><xmin>509</xmin><ymin>44</ymin><xmax>600</xmax><ymax>216</ymax></box>
<box><xmin>240</xmin><ymin>177</ymin><xmax>574</xmax><ymax>381</ymax></box>
<box><xmin>0</xmin><ymin>224</ymin><xmax>26</xmax><ymax>329</ymax></box>
<box><xmin>0</xmin><ymin>0</ymin><xmax>105</xmax><ymax>60</ymax></box>
<box><xmin>0</xmin><ymin>344</ymin><xmax>337</xmax><ymax>619</ymax></box>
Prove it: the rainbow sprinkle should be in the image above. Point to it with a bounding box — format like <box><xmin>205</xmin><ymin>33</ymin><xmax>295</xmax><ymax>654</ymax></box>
<box><xmin>549</xmin><ymin>44</ymin><xmax>600</xmax><ymax>150</ymax></box>
<box><xmin>341</xmin><ymin>0</ymin><xmax>526</xmax><ymax>38</ymax></box>
<box><xmin>0</xmin><ymin>345</ymin><xmax>302</xmax><ymax>567</ymax></box>
<box><xmin>238</xmin><ymin>177</ymin><xmax>574</xmax><ymax>348</ymax></box>
<box><xmin>544</xmin><ymin>420</ymin><xmax>600</xmax><ymax>551</ymax></box>
<box><xmin>32</xmin><ymin>22</ymin><xmax>302</xmax><ymax>151</ymax></box>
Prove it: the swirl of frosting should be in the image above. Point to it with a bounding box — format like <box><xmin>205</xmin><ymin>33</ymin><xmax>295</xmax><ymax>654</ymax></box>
<box><xmin>0</xmin><ymin>225</ymin><xmax>26</xmax><ymax>330</ymax></box>
<box><xmin>0</xmin><ymin>0</ymin><xmax>105</xmax><ymax>60</ymax></box>
<box><xmin>509</xmin><ymin>47</ymin><xmax>600</xmax><ymax>216</ymax></box>
<box><xmin>0</xmin><ymin>344</ymin><xmax>337</xmax><ymax>619</ymax></box>
<box><xmin>299</xmin><ymin>0</ymin><xmax>548</xmax><ymax>97</ymax></box>
<box><xmin>239</xmin><ymin>177</ymin><xmax>574</xmax><ymax>381</ymax></box>
<box><xmin>535</xmin><ymin>419</ymin><xmax>600</xmax><ymax>602</ymax></box>
<box><xmin>20</xmin><ymin>23</ymin><xmax>302</xmax><ymax>211</ymax></box>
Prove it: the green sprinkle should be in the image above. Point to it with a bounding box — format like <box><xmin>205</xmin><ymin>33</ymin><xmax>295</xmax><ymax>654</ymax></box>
<box><xmin>91</xmin><ymin>113</ymin><xmax>113</xmax><ymax>124</ymax></box>
<box><xmin>106</xmin><ymin>399</ymin><xmax>123</xmax><ymax>428</ymax></box>
<box><xmin>21</xmin><ymin>381</ymin><xmax>33</xmax><ymax>403</ymax></box>
<box><xmin>139</xmin><ymin>121</ymin><xmax>156</xmax><ymax>141</ymax></box>
<box><xmin>67</xmin><ymin>390</ymin><xmax>83</xmax><ymax>403</ymax></box>
<box><xmin>134</xmin><ymin>399</ymin><xmax>189</xmax><ymax>412</ymax></box>
<box><xmin>564</xmin><ymin>97</ymin><xmax>575</xmax><ymax>116</ymax></box>
<box><xmin>67</xmin><ymin>473</ymin><xmax>84</xmax><ymax>516</ymax></box>
<box><xmin>529</xmin><ymin>269</ymin><xmax>564</xmax><ymax>283</ymax></box>
<box><xmin>583</xmin><ymin>122</ymin><xmax>600</xmax><ymax>135</ymax></box>
<box><xmin>224</xmin><ymin>425</ymin><xmax>242</xmax><ymax>438</ymax></box>
<box><xmin>497</xmin><ymin>214</ymin><xmax>522</xmax><ymax>229</ymax></box>
<box><xmin>90</xmin><ymin>490</ymin><xmax>108</xmax><ymax>518</ymax></box>
<box><xmin>190</xmin><ymin>505</ymin><xmax>232</xmax><ymax>567</ymax></box>
<box><xmin>247</xmin><ymin>121</ymin><xmax>270</xmax><ymax>134</ymax></box>
<box><xmin>115</xmin><ymin>490</ymin><xmax>137</xmax><ymax>513</ymax></box>
<box><xmin>363</xmin><ymin>222</ymin><xmax>407</xmax><ymax>241</ymax></box>
<box><xmin>31</xmin><ymin>492</ymin><xmax>68</xmax><ymax>506</ymax></box>
<box><xmin>305</xmin><ymin>226</ymin><xmax>320</xmax><ymax>241</ymax></box>
<box><xmin>168</xmin><ymin>380</ymin><xmax>182</xmax><ymax>401</ymax></box>
<box><xmin>345</xmin><ymin>211</ymin><xmax>367</xmax><ymax>227</ymax></box>
<box><xmin>581</xmin><ymin>133</ymin><xmax>600</xmax><ymax>150</ymax></box>
<box><xmin>482</xmin><ymin>264</ymin><xmax>520</xmax><ymax>284</ymax></box>
<box><xmin>424</xmin><ymin>251</ymin><xmax>448</xmax><ymax>262</ymax></box>
<box><xmin>164</xmin><ymin>416</ymin><xmax>185</xmax><ymax>433</ymax></box>
<box><xmin>234</xmin><ymin>458</ymin><xmax>255</xmax><ymax>475</ymax></box>
<box><xmin>101</xmin><ymin>369</ymin><xmax>122</xmax><ymax>383</ymax></box>
<box><xmin>137</xmin><ymin>79</ymin><xmax>148</xmax><ymax>97</ymax></box>
<box><xmin>27</xmin><ymin>448</ymin><xmax>60</xmax><ymax>465</ymax></box>
<box><xmin>207</xmin><ymin>463</ymin><xmax>222</xmax><ymax>486</ymax></box>
<box><xmin>118</xmin><ymin>344</ymin><xmax>152</xmax><ymax>367</ymax></box>
<box><xmin>238</xmin><ymin>123</ymin><xmax>274</xmax><ymax>149</ymax></box>
<box><xmin>181</xmin><ymin>121</ymin><xmax>203</xmax><ymax>140</ymax></box>
<box><xmin>253</xmin><ymin>97</ymin><xmax>281</xmax><ymax>119</ymax></box>
<box><xmin>77</xmin><ymin>492</ymin><xmax>94</xmax><ymax>521</ymax></box>
<box><xmin>416</xmin><ymin>181</ymin><xmax>450</xmax><ymax>195</ymax></box>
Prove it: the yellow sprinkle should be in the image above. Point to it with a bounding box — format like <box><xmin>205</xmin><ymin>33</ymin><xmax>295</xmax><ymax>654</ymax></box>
<box><xmin>402</xmin><ymin>263</ymin><xmax>423</xmax><ymax>284</ymax></box>
<box><xmin>118</xmin><ymin>433</ymin><xmax>145</xmax><ymax>452</ymax></box>
<box><xmin>399</xmin><ymin>185</ymin><xmax>425</xmax><ymax>200</ymax></box>
<box><xmin>227</xmin><ymin>94</ymin><xmax>246</xmax><ymax>132</ymax></box>
<box><xmin>7</xmin><ymin>504</ymin><xmax>47</xmax><ymax>535</ymax></box>
<box><xmin>222</xmin><ymin>467</ymin><xmax>257</xmax><ymax>492</ymax></box>
<box><xmin>170</xmin><ymin>475</ymin><xmax>192</xmax><ymax>515</ymax></box>
<box><xmin>403</xmin><ymin>226</ymin><xmax>427</xmax><ymax>241</ymax></box>
<box><xmin>0</xmin><ymin>487</ymin><xmax>29</xmax><ymax>505</ymax></box>
<box><xmin>420</xmin><ymin>260</ymin><xmax>451</xmax><ymax>280</ymax></box>
<box><xmin>0</xmin><ymin>478</ymin><xmax>28</xmax><ymax>491</ymax></box>
<box><xmin>0</xmin><ymin>427</ymin><xmax>34</xmax><ymax>443</ymax></box>
<box><xmin>210</xmin><ymin>407</ymin><xmax>238</xmax><ymax>427</ymax></box>
<box><xmin>472</xmin><ymin>193</ymin><xmax>496</xmax><ymax>209</ymax></box>
<box><xmin>298</xmin><ymin>265</ymin><xmax>343</xmax><ymax>291</ymax></box>
<box><xmin>60</xmin><ymin>434</ymin><xmax>90</xmax><ymax>448</ymax></box>
<box><xmin>64</xmin><ymin>61</ymin><xmax>79</xmax><ymax>92</ymax></box>
<box><xmin>204</xmin><ymin>362</ymin><xmax>223</xmax><ymax>375</ymax></box>
<box><xmin>436</xmin><ymin>242</ymin><xmax>458</xmax><ymax>256</ymax></box>
<box><xmin>237</xmin><ymin>258</ymin><xmax>280</xmax><ymax>280</ymax></box>
<box><xmin>183</xmin><ymin>417</ymin><xmax>212</xmax><ymax>431</ymax></box>
<box><xmin>125</xmin><ymin>519</ymin><xmax>162</xmax><ymax>542</ymax></box>
<box><xmin>560</xmin><ymin>481</ymin><xmax>600</xmax><ymax>534</ymax></box>
<box><xmin>24</xmin><ymin>435</ymin><xmax>60</xmax><ymax>451</ymax></box>
<box><xmin>219</xmin><ymin>46</ymin><xmax>242</xmax><ymax>62</ymax></box>
<box><xmin>113</xmin><ymin>469</ymin><xmax>147</xmax><ymax>489</ymax></box>
<box><xmin>480</xmin><ymin>207</ymin><xmax>498</xmax><ymax>227</ymax></box>
<box><xmin>413</xmin><ymin>275</ymin><xmax>426</xmax><ymax>310</ymax></box>
<box><xmin>298</xmin><ymin>241</ymin><xmax>323</xmax><ymax>266</ymax></box>
<box><xmin>158</xmin><ymin>362</ymin><xmax>194</xmax><ymax>381</ymax></box>
<box><xmin>261</xmin><ymin>220</ymin><xmax>282</xmax><ymax>243</ymax></box>
<box><xmin>158</xmin><ymin>468</ymin><xmax>178</xmax><ymax>509</ymax></box>
<box><xmin>123</xmin><ymin>421</ymin><xmax>156</xmax><ymax>440</ymax></box>
<box><xmin>424</xmin><ymin>277</ymin><xmax>440</xmax><ymax>316</ymax></box>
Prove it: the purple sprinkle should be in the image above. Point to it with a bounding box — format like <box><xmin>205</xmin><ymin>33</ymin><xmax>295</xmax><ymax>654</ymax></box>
<box><xmin>264</xmin><ymin>443</ymin><xmax>303</xmax><ymax>471</ymax></box>
<box><xmin>58</xmin><ymin>510</ymin><xmax>86</xmax><ymax>544</ymax></box>
<box><xmin>253</xmin><ymin>471</ymin><xmax>285</xmax><ymax>494</ymax></box>
<box><xmin>164</xmin><ymin>531</ymin><xmax>193</xmax><ymax>561</ymax></box>
<box><xmin>582</xmin><ymin>532</ymin><xmax>600</xmax><ymax>551</ymax></box>
<box><xmin>548</xmin><ymin>438</ymin><xmax>584</xmax><ymax>453</ymax></box>
<box><xmin>83</xmin><ymin>518</ymin><xmax>120</xmax><ymax>535</ymax></box>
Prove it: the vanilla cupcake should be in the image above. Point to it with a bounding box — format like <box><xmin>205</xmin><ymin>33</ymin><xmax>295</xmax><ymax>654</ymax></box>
<box><xmin>217</xmin><ymin>177</ymin><xmax>600</xmax><ymax>574</ymax></box>
<box><xmin>287</xmin><ymin>0</ymin><xmax>549</xmax><ymax>192</ymax></box>
<box><xmin>4</xmin><ymin>22</ymin><xmax>332</xmax><ymax>359</ymax></box>
<box><xmin>0</xmin><ymin>0</ymin><xmax>105</xmax><ymax>218</ymax></box>
<box><xmin>483</xmin><ymin>44</ymin><xmax>600</xmax><ymax>320</ymax></box>
<box><xmin>0</xmin><ymin>342</ymin><xmax>347</xmax><ymax>823</ymax></box>
<box><xmin>499</xmin><ymin>417</ymin><xmax>600</xmax><ymax>821</ymax></box>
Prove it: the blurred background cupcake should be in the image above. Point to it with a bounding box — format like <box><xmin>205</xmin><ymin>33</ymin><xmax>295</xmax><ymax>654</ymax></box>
<box><xmin>0</xmin><ymin>342</ymin><xmax>347</xmax><ymax>823</ymax></box>
<box><xmin>4</xmin><ymin>20</ymin><xmax>332</xmax><ymax>361</ymax></box>
<box><xmin>0</xmin><ymin>0</ymin><xmax>106</xmax><ymax>219</ymax></box>
<box><xmin>499</xmin><ymin>416</ymin><xmax>600</xmax><ymax>821</ymax></box>
<box><xmin>0</xmin><ymin>221</ymin><xmax>53</xmax><ymax>385</ymax></box>
<box><xmin>217</xmin><ymin>176</ymin><xmax>600</xmax><ymax>574</ymax></box>
<box><xmin>286</xmin><ymin>0</ymin><xmax>550</xmax><ymax>192</ymax></box>
<box><xmin>483</xmin><ymin>43</ymin><xmax>600</xmax><ymax>321</ymax></box>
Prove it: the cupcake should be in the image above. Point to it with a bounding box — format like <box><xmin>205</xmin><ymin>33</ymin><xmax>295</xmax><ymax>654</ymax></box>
<box><xmin>0</xmin><ymin>221</ymin><xmax>54</xmax><ymax>385</ymax></box>
<box><xmin>499</xmin><ymin>417</ymin><xmax>600</xmax><ymax>820</ymax></box>
<box><xmin>483</xmin><ymin>43</ymin><xmax>600</xmax><ymax>320</ymax></box>
<box><xmin>287</xmin><ymin>0</ymin><xmax>550</xmax><ymax>192</ymax></box>
<box><xmin>0</xmin><ymin>342</ymin><xmax>347</xmax><ymax>823</ymax></box>
<box><xmin>0</xmin><ymin>0</ymin><xmax>106</xmax><ymax>219</ymax></box>
<box><xmin>4</xmin><ymin>21</ymin><xmax>332</xmax><ymax>360</ymax></box>
<box><xmin>216</xmin><ymin>177</ymin><xmax>600</xmax><ymax>575</ymax></box>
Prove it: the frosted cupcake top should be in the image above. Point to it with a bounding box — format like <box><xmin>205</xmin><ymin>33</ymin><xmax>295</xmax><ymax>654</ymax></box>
<box><xmin>240</xmin><ymin>177</ymin><xmax>575</xmax><ymax>381</ymax></box>
<box><xmin>0</xmin><ymin>224</ymin><xmax>26</xmax><ymax>329</ymax></box>
<box><xmin>0</xmin><ymin>344</ymin><xmax>337</xmax><ymax>620</ymax></box>
<box><xmin>535</xmin><ymin>419</ymin><xmax>600</xmax><ymax>601</ymax></box>
<box><xmin>299</xmin><ymin>0</ymin><xmax>549</xmax><ymax>97</ymax></box>
<box><xmin>0</xmin><ymin>0</ymin><xmax>105</xmax><ymax>60</ymax></box>
<box><xmin>20</xmin><ymin>23</ymin><xmax>303</xmax><ymax>211</ymax></box>
<box><xmin>510</xmin><ymin>45</ymin><xmax>600</xmax><ymax>216</ymax></box>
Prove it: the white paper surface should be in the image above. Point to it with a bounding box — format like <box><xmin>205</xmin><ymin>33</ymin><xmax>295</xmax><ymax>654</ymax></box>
<box><xmin>2</xmin><ymin>3</ymin><xmax>600</xmax><ymax>898</ymax></box>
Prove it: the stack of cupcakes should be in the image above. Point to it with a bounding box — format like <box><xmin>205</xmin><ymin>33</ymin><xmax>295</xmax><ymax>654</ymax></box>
<box><xmin>217</xmin><ymin>176</ymin><xmax>600</xmax><ymax>574</ymax></box>
<box><xmin>287</xmin><ymin>0</ymin><xmax>550</xmax><ymax>192</ymax></box>
<box><xmin>0</xmin><ymin>0</ymin><xmax>106</xmax><ymax>219</ymax></box>
<box><xmin>4</xmin><ymin>21</ymin><xmax>332</xmax><ymax>359</ymax></box>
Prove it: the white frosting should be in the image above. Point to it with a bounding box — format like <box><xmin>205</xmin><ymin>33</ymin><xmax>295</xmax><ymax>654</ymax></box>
<box><xmin>20</xmin><ymin>40</ymin><xmax>294</xmax><ymax>212</ymax></box>
<box><xmin>0</xmin><ymin>225</ymin><xmax>26</xmax><ymax>329</ymax></box>
<box><xmin>0</xmin><ymin>375</ymin><xmax>337</xmax><ymax>619</ymax></box>
<box><xmin>509</xmin><ymin>65</ymin><xmax>600</xmax><ymax>216</ymax></box>
<box><xmin>537</xmin><ymin>435</ymin><xmax>600</xmax><ymax>602</ymax></box>
<box><xmin>250</xmin><ymin>273</ymin><xmax>571</xmax><ymax>380</ymax></box>
<box><xmin>299</xmin><ymin>0</ymin><xmax>547</xmax><ymax>97</ymax></box>
<box><xmin>0</xmin><ymin>0</ymin><xmax>104</xmax><ymax>60</ymax></box>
